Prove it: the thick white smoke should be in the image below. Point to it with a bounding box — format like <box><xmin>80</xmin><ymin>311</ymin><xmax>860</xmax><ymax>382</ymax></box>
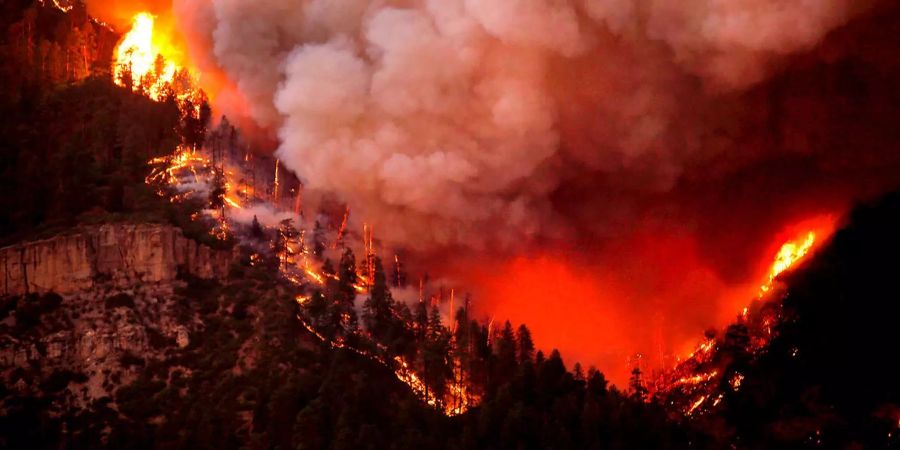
<box><xmin>173</xmin><ymin>0</ymin><xmax>873</xmax><ymax>250</ymax></box>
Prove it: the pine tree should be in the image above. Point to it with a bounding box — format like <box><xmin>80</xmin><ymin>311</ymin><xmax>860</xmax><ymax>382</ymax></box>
<box><xmin>250</xmin><ymin>215</ymin><xmax>264</xmax><ymax>240</ymax></box>
<box><xmin>516</xmin><ymin>324</ymin><xmax>535</xmax><ymax>364</ymax></box>
<box><xmin>363</xmin><ymin>257</ymin><xmax>394</xmax><ymax>340</ymax></box>
<box><xmin>273</xmin><ymin>218</ymin><xmax>300</xmax><ymax>267</ymax></box>
<box><xmin>306</xmin><ymin>291</ymin><xmax>327</xmax><ymax>327</ymax></box>
<box><xmin>208</xmin><ymin>169</ymin><xmax>226</xmax><ymax>211</ymax></box>
<box><xmin>497</xmin><ymin>321</ymin><xmax>518</xmax><ymax>376</ymax></box>
<box><xmin>422</xmin><ymin>304</ymin><xmax>452</xmax><ymax>404</ymax></box>
<box><xmin>573</xmin><ymin>363</ymin><xmax>585</xmax><ymax>382</ymax></box>
<box><xmin>586</xmin><ymin>367</ymin><xmax>608</xmax><ymax>398</ymax></box>
<box><xmin>334</xmin><ymin>248</ymin><xmax>358</xmax><ymax>338</ymax></box>
<box><xmin>337</xmin><ymin>248</ymin><xmax>357</xmax><ymax>302</ymax></box>
<box><xmin>628</xmin><ymin>367</ymin><xmax>648</xmax><ymax>402</ymax></box>
<box><xmin>413</xmin><ymin>301</ymin><xmax>428</xmax><ymax>341</ymax></box>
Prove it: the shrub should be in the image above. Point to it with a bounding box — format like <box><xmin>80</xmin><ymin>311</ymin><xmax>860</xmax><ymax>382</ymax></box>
<box><xmin>38</xmin><ymin>292</ymin><xmax>63</xmax><ymax>312</ymax></box>
<box><xmin>119</xmin><ymin>352</ymin><xmax>145</xmax><ymax>368</ymax></box>
<box><xmin>104</xmin><ymin>293</ymin><xmax>135</xmax><ymax>310</ymax></box>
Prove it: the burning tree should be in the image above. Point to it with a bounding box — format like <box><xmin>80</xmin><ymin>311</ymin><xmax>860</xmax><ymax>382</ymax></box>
<box><xmin>362</xmin><ymin>257</ymin><xmax>395</xmax><ymax>341</ymax></box>
<box><xmin>273</xmin><ymin>218</ymin><xmax>300</xmax><ymax>269</ymax></box>
<box><xmin>629</xmin><ymin>367</ymin><xmax>649</xmax><ymax>402</ymax></box>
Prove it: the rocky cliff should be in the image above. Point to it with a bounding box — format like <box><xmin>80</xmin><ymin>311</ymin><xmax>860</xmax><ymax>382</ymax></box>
<box><xmin>0</xmin><ymin>223</ymin><xmax>233</xmax><ymax>296</ymax></box>
<box><xmin>1</xmin><ymin>0</ymin><xmax>119</xmax><ymax>90</ymax></box>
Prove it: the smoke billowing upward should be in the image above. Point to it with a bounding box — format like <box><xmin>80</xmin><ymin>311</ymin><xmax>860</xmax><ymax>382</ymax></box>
<box><xmin>168</xmin><ymin>0</ymin><xmax>888</xmax><ymax>250</ymax></box>
<box><xmin>97</xmin><ymin>0</ymin><xmax>900</xmax><ymax>381</ymax></box>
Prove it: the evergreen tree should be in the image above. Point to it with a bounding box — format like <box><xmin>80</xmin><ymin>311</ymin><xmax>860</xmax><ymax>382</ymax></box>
<box><xmin>496</xmin><ymin>321</ymin><xmax>518</xmax><ymax>381</ymax></box>
<box><xmin>335</xmin><ymin>248</ymin><xmax>358</xmax><ymax>338</ymax></box>
<box><xmin>337</xmin><ymin>248</ymin><xmax>357</xmax><ymax>303</ymax></box>
<box><xmin>423</xmin><ymin>304</ymin><xmax>452</xmax><ymax>404</ymax></box>
<box><xmin>306</xmin><ymin>291</ymin><xmax>327</xmax><ymax>327</ymax></box>
<box><xmin>273</xmin><ymin>218</ymin><xmax>300</xmax><ymax>267</ymax></box>
<box><xmin>573</xmin><ymin>362</ymin><xmax>585</xmax><ymax>382</ymax></box>
<box><xmin>586</xmin><ymin>367</ymin><xmax>608</xmax><ymax>398</ymax></box>
<box><xmin>628</xmin><ymin>367</ymin><xmax>648</xmax><ymax>403</ymax></box>
<box><xmin>250</xmin><ymin>215</ymin><xmax>265</xmax><ymax>240</ymax></box>
<box><xmin>413</xmin><ymin>301</ymin><xmax>428</xmax><ymax>342</ymax></box>
<box><xmin>208</xmin><ymin>169</ymin><xmax>226</xmax><ymax>211</ymax></box>
<box><xmin>362</xmin><ymin>257</ymin><xmax>394</xmax><ymax>340</ymax></box>
<box><xmin>516</xmin><ymin>324</ymin><xmax>535</xmax><ymax>364</ymax></box>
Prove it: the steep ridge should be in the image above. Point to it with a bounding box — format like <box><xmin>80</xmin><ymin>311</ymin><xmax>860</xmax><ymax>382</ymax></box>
<box><xmin>0</xmin><ymin>223</ymin><xmax>232</xmax><ymax>296</ymax></box>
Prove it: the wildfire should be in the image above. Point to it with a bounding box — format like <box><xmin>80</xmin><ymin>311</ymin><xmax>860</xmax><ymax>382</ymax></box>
<box><xmin>654</xmin><ymin>219</ymin><xmax>835</xmax><ymax>417</ymax></box>
<box><xmin>113</xmin><ymin>12</ymin><xmax>197</xmax><ymax>102</ymax></box>
<box><xmin>759</xmin><ymin>231</ymin><xmax>817</xmax><ymax>297</ymax></box>
<box><xmin>686</xmin><ymin>395</ymin><xmax>707</xmax><ymax>416</ymax></box>
<box><xmin>122</xmin><ymin>8</ymin><xmax>475</xmax><ymax>416</ymax></box>
<box><xmin>673</xmin><ymin>370</ymin><xmax>718</xmax><ymax>387</ymax></box>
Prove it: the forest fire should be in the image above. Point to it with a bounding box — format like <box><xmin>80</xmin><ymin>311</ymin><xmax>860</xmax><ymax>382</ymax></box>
<box><xmin>143</xmin><ymin>128</ymin><xmax>481</xmax><ymax>415</ymax></box>
<box><xmin>113</xmin><ymin>11</ymin><xmax>198</xmax><ymax>102</ymax></box>
<box><xmin>98</xmin><ymin>0</ymin><xmax>884</xmax><ymax>430</ymax></box>
<box><xmin>4</xmin><ymin>0</ymin><xmax>900</xmax><ymax>447</ymax></box>
<box><xmin>652</xmin><ymin>221</ymin><xmax>836</xmax><ymax>416</ymax></box>
<box><xmin>759</xmin><ymin>231</ymin><xmax>817</xmax><ymax>297</ymax></box>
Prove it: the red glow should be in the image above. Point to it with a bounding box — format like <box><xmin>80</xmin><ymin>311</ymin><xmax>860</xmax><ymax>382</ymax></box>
<box><xmin>468</xmin><ymin>215</ymin><xmax>837</xmax><ymax>386</ymax></box>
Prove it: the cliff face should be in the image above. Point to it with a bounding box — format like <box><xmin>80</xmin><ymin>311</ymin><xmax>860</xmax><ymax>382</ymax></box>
<box><xmin>0</xmin><ymin>223</ymin><xmax>232</xmax><ymax>407</ymax></box>
<box><xmin>0</xmin><ymin>223</ymin><xmax>232</xmax><ymax>296</ymax></box>
<box><xmin>0</xmin><ymin>283</ymin><xmax>192</xmax><ymax>401</ymax></box>
<box><xmin>1</xmin><ymin>0</ymin><xmax>119</xmax><ymax>90</ymax></box>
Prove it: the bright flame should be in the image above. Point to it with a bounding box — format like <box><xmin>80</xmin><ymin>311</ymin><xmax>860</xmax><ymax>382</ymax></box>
<box><xmin>113</xmin><ymin>12</ymin><xmax>197</xmax><ymax>102</ymax></box>
<box><xmin>759</xmin><ymin>231</ymin><xmax>817</xmax><ymax>297</ymax></box>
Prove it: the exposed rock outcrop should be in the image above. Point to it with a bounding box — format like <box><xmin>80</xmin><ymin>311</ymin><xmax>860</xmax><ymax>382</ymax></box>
<box><xmin>0</xmin><ymin>223</ymin><xmax>233</xmax><ymax>296</ymax></box>
<box><xmin>1</xmin><ymin>1</ymin><xmax>118</xmax><ymax>89</ymax></box>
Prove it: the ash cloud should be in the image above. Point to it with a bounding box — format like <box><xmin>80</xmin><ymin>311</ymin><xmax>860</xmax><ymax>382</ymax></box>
<box><xmin>163</xmin><ymin>0</ymin><xmax>900</xmax><ymax>381</ymax></box>
<box><xmin>170</xmin><ymin>0</ymin><xmax>884</xmax><ymax>252</ymax></box>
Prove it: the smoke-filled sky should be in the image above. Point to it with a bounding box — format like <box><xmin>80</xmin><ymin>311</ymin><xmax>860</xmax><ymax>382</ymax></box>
<box><xmin>95</xmin><ymin>0</ymin><xmax>900</xmax><ymax>383</ymax></box>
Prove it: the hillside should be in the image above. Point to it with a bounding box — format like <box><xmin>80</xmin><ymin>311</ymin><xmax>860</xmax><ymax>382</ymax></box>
<box><xmin>658</xmin><ymin>192</ymin><xmax>900</xmax><ymax>449</ymax></box>
<box><xmin>1</xmin><ymin>2</ymin><xmax>899</xmax><ymax>449</ymax></box>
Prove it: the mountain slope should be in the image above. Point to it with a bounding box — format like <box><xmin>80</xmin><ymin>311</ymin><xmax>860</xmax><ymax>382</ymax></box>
<box><xmin>675</xmin><ymin>192</ymin><xmax>900</xmax><ymax>448</ymax></box>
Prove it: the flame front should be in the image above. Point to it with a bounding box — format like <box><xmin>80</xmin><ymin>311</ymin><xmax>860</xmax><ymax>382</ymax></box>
<box><xmin>759</xmin><ymin>231</ymin><xmax>817</xmax><ymax>297</ymax></box>
<box><xmin>113</xmin><ymin>12</ymin><xmax>196</xmax><ymax>102</ymax></box>
<box><xmin>654</xmin><ymin>222</ymin><xmax>833</xmax><ymax>417</ymax></box>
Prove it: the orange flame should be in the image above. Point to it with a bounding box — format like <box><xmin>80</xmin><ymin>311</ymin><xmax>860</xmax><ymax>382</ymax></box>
<box><xmin>759</xmin><ymin>230</ymin><xmax>819</xmax><ymax>297</ymax></box>
<box><xmin>113</xmin><ymin>12</ymin><xmax>197</xmax><ymax>102</ymax></box>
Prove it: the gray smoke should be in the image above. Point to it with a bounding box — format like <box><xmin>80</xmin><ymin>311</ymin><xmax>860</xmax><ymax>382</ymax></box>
<box><xmin>172</xmin><ymin>0</ymin><xmax>874</xmax><ymax>250</ymax></box>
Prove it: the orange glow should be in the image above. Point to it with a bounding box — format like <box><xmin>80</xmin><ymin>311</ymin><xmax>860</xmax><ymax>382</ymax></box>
<box><xmin>467</xmin><ymin>216</ymin><xmax>838</xmax><ymax>386</ymax></box>
<box><xmin>686</xmin><ymin>395</ymin><xmax>707</xmax><ymax>416</ymax></box>
<box><xmin>113</xmin><ymin>12</ymin><xmax>202</xmax><ymax>104</ymax></box>
<box><xmin>759</xmin><ymin>231</ymin><xmax>817</xmax><ymax>297</ymax></box>
<box><xmin>471</xmin><ymin>254</ymin><xmax>638</xmax><ymax>385</ymax></box>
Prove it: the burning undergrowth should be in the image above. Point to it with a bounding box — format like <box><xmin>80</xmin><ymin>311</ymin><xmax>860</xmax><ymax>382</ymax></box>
<box><xmin>99</xmin><ymin>0</ymin><xmax>900</xmax><ymax>400</ymax></box>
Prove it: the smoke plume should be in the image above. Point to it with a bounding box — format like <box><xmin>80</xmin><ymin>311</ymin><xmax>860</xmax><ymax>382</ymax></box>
<box><xmin>169</xmin><ymin>0</ymin><xmax>883</xmax><ymax>251</ymax></box>
<box><xmin>140</xmin><ymin>0</ymin><xmax>900</xmax><ymax>381</ymax></box>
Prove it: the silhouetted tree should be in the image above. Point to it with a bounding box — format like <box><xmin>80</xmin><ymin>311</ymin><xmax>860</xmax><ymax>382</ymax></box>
<box><xmin>273</xmin><ymin>218</ymin><xmax>300</xmax><ymax>267</ymax></box>
<box><xmin>629</xmin><ymin>367</ymin><xmax>648</xmax><ymax>402</ymax></box>
<box><xmin>496</xmin><ymin>321</ymin><xmax>518</xmax><ymax>382</ymax></box>
<box><xmin>516</xmin><ymin>324</ymin><xmax>535</xmax><ymax>364</ymax></box>
<box><xmin>362</xmin><ymin>257</ymin><xmax>394</xmax><ymax>340</ymax></box>
<box><xmin>250</xmin><ymin>215</ymin><xmax>265</xmax><ymax>240</ymax></box>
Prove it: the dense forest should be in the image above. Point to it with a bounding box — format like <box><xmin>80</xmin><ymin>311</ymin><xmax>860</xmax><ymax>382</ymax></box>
<box><xmin>685</xmin><ymin>192</ymin><xmax>900</xmax><ymax>449</ymax></box>
<box><xmin>1</xmin><ymin>1</ymin><xmax>898</xmax><ymax>449</ymax></box>
<box><xmin>0</xmin><ymin>0</ymin><xmax>215</xmax><ymax>245</ymax></box>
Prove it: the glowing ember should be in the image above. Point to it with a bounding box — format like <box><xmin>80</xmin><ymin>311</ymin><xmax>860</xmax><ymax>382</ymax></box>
<box><xmin>654</xmin><ymin>220</ymin><xmax>835</xmax><ymax>418</ymax></box>
<box><xmin>686</xmin><ymin>395</ymin><xmax>707</xmax><ymax>416</ymax></box>
<box><xmin>673</xmin><ymin>370</ymin><xmax>718</xmax><ymax>387</ymax></box>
